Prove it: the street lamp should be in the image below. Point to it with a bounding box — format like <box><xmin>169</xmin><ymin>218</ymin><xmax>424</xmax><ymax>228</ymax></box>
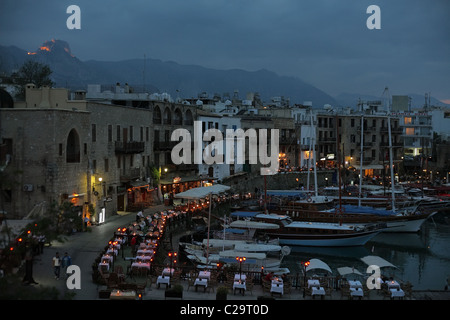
<box><xmin>301</xmin><ymin>260</ymin><xmax>310</xmax><ymax>297</ymax></box>
<box><xmin>236</xmin><ymin>256</ymin><xmax>246</xmax><ymax>281</ymax></box>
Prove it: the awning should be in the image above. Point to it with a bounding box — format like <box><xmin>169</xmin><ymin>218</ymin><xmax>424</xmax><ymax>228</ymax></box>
<box><xmin>306</xmin><ymin>258</ymin><xmax>333</xmax><ymax>274</ymax></box>
<box><xmin>360</xmin><ymin>255</ymin><xmax>397</xmax><ymax>268</ymax></box>
<box><xmin>129</xmin><ymin>180</ymin><xmax>149</xmax><ymax>188</ymax></box>
<box><xmin>337</xmin><ymin>266</ymin><xmax>363</xmax><ymax>276</ymax></box>
<box><xmin>174</xmin><ymin>184</ymin><xmax>231</xmax><ymax>200</ymax></box>
<box><xmin>230</xmin><ymin>211</ymin><xmax>261</xmax><ymax>218</ymax></box>
<box><xmin>353</xmin><ymin>165</ymin><xmax>384</xmax><ymax>170</ymax></box>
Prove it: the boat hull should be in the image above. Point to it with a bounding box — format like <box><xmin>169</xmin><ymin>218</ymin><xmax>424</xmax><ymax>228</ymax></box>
<box><xmin>266</xmin><ymin>229</ymin><xmax>381</xmax><ymax>247</ymax></box>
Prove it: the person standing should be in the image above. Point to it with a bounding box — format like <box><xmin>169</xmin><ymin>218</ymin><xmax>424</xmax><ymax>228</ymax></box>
<box><xmin>61</xmin><ymin>252</ymin><xmax>72</xmax><ymax>279</ymax></box>
<box><xmin>52</xmin><ymin>252</ymin><xmax>61</xmax><ymax>280</ymax></box>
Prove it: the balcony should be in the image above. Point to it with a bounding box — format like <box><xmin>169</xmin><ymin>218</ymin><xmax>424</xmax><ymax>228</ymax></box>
<box><xmin>115</xmin><ymin>141</ymin><xmax>145</xmax><ymax>154</ymax></box>
<box><xmin>153</xmin><ymin>140</ymin><xmax>178</xmax><ymax>151</ymax></box>
<box><xmin>120</xmin><ymin>168</ymin><xmax>141</xmax><ymax>182</ymax></box>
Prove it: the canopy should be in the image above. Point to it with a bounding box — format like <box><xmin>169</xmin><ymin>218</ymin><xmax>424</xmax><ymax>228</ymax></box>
<box><xmin>230</xmin><ymin>211</ymin><xmax>260</xmax><ymax>218</ymax></box>
<box><xmin>360</xmin><ymin>255</ymin><xmax>397</xmax><ymax>269</ymax></box>
<box><xmin>337</xmin><ymin>266</ymin><xmax>363</xmax><ymax>276</ymax></box>
<box><xmin>174</xmin><ymin>184</ymin><xmax>230</xmax><ymax>200</ymax></box>
<box><xmin>305</xmin><ymin>258</ymin><xmax>332</xmax><ymax>274</ymax></box>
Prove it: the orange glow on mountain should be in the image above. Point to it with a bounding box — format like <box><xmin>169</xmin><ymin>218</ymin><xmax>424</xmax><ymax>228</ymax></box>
<box><xmin>40</xmin><ymin>46</ymin><xmax>51</xmax><ymax>52</ymax></box>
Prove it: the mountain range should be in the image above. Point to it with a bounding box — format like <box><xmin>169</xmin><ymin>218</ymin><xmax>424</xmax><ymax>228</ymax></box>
<box><xmin>0</xmin><ymin>39</ymin><xmax>447</xmax><ymax>108</ymax></box>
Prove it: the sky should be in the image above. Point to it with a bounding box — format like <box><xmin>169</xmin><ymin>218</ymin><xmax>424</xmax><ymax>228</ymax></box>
<box><xmin>1</xmin><ymin>0</ymin><xmax>449</xmax><ymax>103</ymax></box>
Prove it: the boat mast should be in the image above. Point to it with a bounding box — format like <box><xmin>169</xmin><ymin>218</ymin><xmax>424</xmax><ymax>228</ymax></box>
<box><xmin>312</xmin><ymin>111</ymin><xmax>318</xmax><ymax>197</ymax></box>
<box><xmin>359</xmin><ymin>114</ymin><xmax>364</xmax><ymax>207</ymax></box>
<box><xmin>206</xmin><ymin>192</ymin><xmax>212</xmax><ymax>265</ymax></box>
<box><xmin>384</xmin><ymin>87</ymin><xmax>396</xmax><ymax>211</ymax></box>
<box><xmin>336</xmin><ymin>114</ymin><xmax>343</xmax><ymax>225</ymax></box>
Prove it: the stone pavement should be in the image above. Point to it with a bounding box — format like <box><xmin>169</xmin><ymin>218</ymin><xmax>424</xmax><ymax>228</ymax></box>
<box><xmin>30</xmin><ymin>204</ymin><xmax>167</xmax><ymax>300</ymax></box>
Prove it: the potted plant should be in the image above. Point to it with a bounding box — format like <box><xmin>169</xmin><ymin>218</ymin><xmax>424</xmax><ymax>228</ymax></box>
<box><xmin>165</xmin><ymin>284</ymin><xmax>183</xmax><ymax>299</ymax></box>
<box><xmin>216</xmin><ymin>286</ymin><xmax>228</xmax><ymax>300</ymax></box>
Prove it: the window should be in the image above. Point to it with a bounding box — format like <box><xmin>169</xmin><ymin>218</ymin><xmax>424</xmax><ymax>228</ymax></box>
<box><xmin>117</xmin><ymin>125</ymin><xmax>121</xmax><ymax>141</ymax></box>
<box><xmin>59</xmin><ymin>143</ymin><xmax>63</xmax><ymax>156</ymax></box>
<box><xmin>108</xmin><ymin>125</ymin><xmax>112</xmax><ymax>142</ymax></box>
<box><xmin>91</xmin><ymin>124</ymin><xmax>96</xmax><ymax>142</ymax></box>
<box><xmin>66</xmin><ymin>129</ymin><xmax>80</xmax><ymax>163</ymax></box>
<box><xmin>404</xmin><ymin>117</ymin><xmax>412</xmax><ymax>125</ymax></box>
<box><xmin>351</xmin><ymin>119</ymin><xmax>355</xmax><ymax>127</ymax></box>
<box><xmin>405</xmin><ymin>128</ymin><xmax>415</xmax><ymax>135</ymax></box>
<box><xmin>129</xmin><ymin>126</ymin><xmax>133</xmax><ymax>141</ymax></box>
<box><xmin>105</xmin><ymin>158</ymin><xmax>109</xmax><ymax>172</ymax></box>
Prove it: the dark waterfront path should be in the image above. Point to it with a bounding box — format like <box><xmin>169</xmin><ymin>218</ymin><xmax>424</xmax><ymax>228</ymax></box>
<box><xmin>25</xmin><ymin>203</ymin><xmax>450</xmax><ymax>301</ymax></box>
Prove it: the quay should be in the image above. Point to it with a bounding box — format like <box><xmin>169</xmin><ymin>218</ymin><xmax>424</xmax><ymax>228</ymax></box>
<box><xmin>15</xmin><ymin>204</ymin><xmax>450</xmax><ymax>301</ymax></box>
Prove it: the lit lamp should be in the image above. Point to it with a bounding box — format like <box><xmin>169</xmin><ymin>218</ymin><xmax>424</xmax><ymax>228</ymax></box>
<box><xmin>301</xmin><ymin>260</ymin><xmax>310</xmax><ymax>297</ymax></box>
<box><xmin>236</xmin><ymin>256</ymin><xmax>246</xmax><ymax>281</ymax></box>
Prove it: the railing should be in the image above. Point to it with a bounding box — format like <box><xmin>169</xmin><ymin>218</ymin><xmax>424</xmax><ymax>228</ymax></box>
<box><xmin>115</xmin><ymin>141</ymin><xmax>145</xmax><ymax>154</ymax></box>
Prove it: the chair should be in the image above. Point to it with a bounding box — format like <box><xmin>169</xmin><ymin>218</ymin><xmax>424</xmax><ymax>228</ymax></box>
<box><xmin>107</xmin><ymin>272</ymin><xmax>121</xmax><ymax>289</ymax></box>
<box><xmin>114</xmin><ymin>265</ymin><xmax>126</xmax><ymax>281</ymax></box>
<box><xmin>206</xmin><ymin>277</ymin><xmax>217</xmax><ymax>293</ymax></box>
<box><xmin>401</xmin><ymin>282</ymin><xmax>413</xmax><ymax>299</ymax></box>
<box><xmin>262</xmin><ymin>279</ymin><xmax>271</xmax><ymax>293</ymax></box>
<box><xmin>187</xmin><ymin>277</ymin><xmax>196</xmax><ymax>292</ymax></box>
<box><xmin>340</xmin><ymin>285</ymin><xmax>351</xmax><ymax>300</ymax></box>
<box><xmin>245</xmin><ymin>278</ymin><xmax>254</xmax><ymax>296</ymax></box>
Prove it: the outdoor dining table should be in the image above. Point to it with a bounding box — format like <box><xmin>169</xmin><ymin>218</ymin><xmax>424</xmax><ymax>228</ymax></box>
<box><xmin>350</xmin><ymin>287</ymin><xmax>364</xmax><ymax>298</ymax></box>
<box><xmin>135</xmin><ymin>255</ymin><xmax>151</xmax><ymax>262</ymax></box>
<box><xmin>270</xmin><ymin>279</ymin><xmax>283</xmax><ymax>295</ymax></box>
<box><xmin>194</xmin><ymin>278</ymin><xmax>208</xmax><ymax>292</ymax></box>
<box><xmin>234</xmin><ymin>274</ymin><xmax>246</xmax><ymax>281</ymax></box>
<box><xmin>162</xmin><ymin>268</ymin><xmax>174</xmax><ymax>276</ymax></box>
<box><xmin>348</xmin><ymin>280</ymin><xmax>363</xmax><ymax>289</ymax></box>
<box><xmin>106</xmin><ymin>248</ymin><xmax>118</xmax><ymax>256</ymax></box>
<box><xmin>390</xmin><ymin>288</ymin><xmax>405</xmax><ymax>299</ymax></box>
<box><xmin>131</xmin><ymin>262</ymin><xmax>150</xmax><ymax>270</ymax></box>
<box><xmin>110</xmin><ymin>290</ymin><xmax>136</xmax><ymax>300</ymax></box>
<box><xmin>157</xmin><ymin>275</ymin><xmax>170</xmax><ymax>288</ymax></box>
<box><xmin>311</xmin><ymin>286</ymin><xmax>325</xmax><ymax>299</ymax></box>
<box><xmin>98</xmin><ymin>262</ymin><xmax>109</xmax><ymax>272</ymax></box>
<box><xmin>233</xmin><ymin>280</ymin><xmax>246</xmax><ymax>295</ymax></box>
<box><xmin>136</xmin><ymin>249</ymin><xmax>154</xmax><ymax>256</ymax></box>
<box><xmin>387</xmin><ymin>280</ymin><xmax>401</xmax><ymax>290</ymax></box>
<box><xmin>101</xmin><ymin>254</ymin><xmax>114</xmax><ymax>264</ymax></box>
<box><xmin>307</xmin><ymin>279</ymin><xmax>320</xmax><ymax>288</ymax></box>
<box><xmin>198</xmin><ymin>270</ymin><xmax>211</xmax><ymax>280</ymax></box>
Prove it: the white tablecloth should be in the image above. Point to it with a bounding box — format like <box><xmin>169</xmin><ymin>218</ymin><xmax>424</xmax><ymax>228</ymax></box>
<box><xmin>135</xmin><ymin>255</ymin><xmax>151</xmax><ymax>262</ymax></box>
<box><xmin>271</xmin><ymin>280</ymin><xmax>283</xmax><ymax>295</ymax></box>
<box><xmin>311</xmin><ymin>286</ymin><xmax>325</xmax><ymax>297</ymax></box>
<box><xmin>194</xmin><ymin>278</ymin><xmax>208</xmax><ymax>290</ymax></box>
<box><xmin>163</xmin><ymin>268</ymin><xmax>174</xmax><ymax>276</ymax></box>
<box><xmin>157</xmin><ymin>275</ymin><xmax>170</xmax><ymax>287</ymax></box>
<box><xmin>101</xmin><ymin>255</ymin><xmax>114</xmax><ymax>264</ymax></box>
<box><xmin>387</xmin><ymin>280</ymin><xmax>400</xmax><ymax>290</ymax></box>
<box><xmin>350</xmin><ymin>287</ymin><xmax>364</xmax><ymax>297</ymax></box>
<box><xmin>198</xmin><ymin>271</ymin><xmax>211</xmax><ymax>280</ymax></box>
<box><xmin>98</xmin><ymin>262</ymin><xmax>109</xmax><ymax>271</ymax></box>
<box><xmin>348</xmin><ymin>280</ymin><xmax>363</xmax><ymax>289</ymax></box>
<box><xmin>131</xmin><ymin>262</ymin><xmax>150</xmax><ymax>270</ymax></box>
<box><xmin>233</xmin><ymin>281</ymin><xmax>246</xmax><ymax>293</ymax></box>
<box><xmin>234</xmin><ymin>274</ymin><xmax>246</xmax><ymax>281</ymax></box>
<box><xmin>390</xmin><ymin>288</ymin><xmax>405</xmax><ymax>298</ymax></box>
<box><xmin>308</xmin><ymin>279</ymin><xmax>320</xmax><ymax>288</ymax></box>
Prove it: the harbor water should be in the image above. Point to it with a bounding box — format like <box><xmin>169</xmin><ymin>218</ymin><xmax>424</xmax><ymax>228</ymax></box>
<box><xmin>281</xmin><ymin>212</ymin><xmax>450</xmax><ymax>290</ymax></box>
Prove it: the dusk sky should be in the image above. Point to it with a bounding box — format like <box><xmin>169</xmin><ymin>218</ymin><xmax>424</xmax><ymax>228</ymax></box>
<box><xmin>1</xmin><ymin>0</ymin><xmax>449</xmax><ymax>103</ymax></box>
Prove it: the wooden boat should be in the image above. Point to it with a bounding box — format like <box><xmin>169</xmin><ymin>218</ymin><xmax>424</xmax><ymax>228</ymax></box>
<box><xmin>250</xmin><ymin>213</ymin><xmax>384</xmax><ymax>247</ymax></box>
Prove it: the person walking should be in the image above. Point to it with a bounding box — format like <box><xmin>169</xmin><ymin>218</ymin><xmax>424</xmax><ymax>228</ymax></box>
<box><xmin>61</xmin><ymin>252</ymin><xmax>72</xmax><ymax>279</ymax></box>
<box><xmin>52</xmin><ymin>252</ymin><xmax>61</xmax><ymax>280</ymax></box>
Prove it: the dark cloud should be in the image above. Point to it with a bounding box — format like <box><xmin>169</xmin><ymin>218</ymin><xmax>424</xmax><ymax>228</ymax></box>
<box><xmin>0</xmin><ymin>0</ymin><xmax>448</xmax><ymax>101</ymax></box>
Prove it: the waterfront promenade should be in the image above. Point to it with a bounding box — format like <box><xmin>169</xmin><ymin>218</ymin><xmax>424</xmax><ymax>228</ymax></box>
<box><xmin>27</xmin><ymin>204</ymin><xmax>450</xmax><ymax>301</ymax></box>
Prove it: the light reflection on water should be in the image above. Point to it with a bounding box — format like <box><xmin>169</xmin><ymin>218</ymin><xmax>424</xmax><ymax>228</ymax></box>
<box><xmin>281</xmin><ymin>214</ymin><xmax>450</xmax><ymax>290</ymax></box>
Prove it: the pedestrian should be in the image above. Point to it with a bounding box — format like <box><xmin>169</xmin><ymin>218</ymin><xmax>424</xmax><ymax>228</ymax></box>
<box><xmin>38</xmin><ymin>234</ymin><xmax>46</xmax><ymax>254</ymax></box>
<box><xmin>83</xmin><ymin>216</ymin><xmax>90</xmax><ymax>231</ymax></box>
<box><xmin>61</xmin><ymin>252</ymin><xmax>72</xmax><ymax>279</ymax></box>
<box><xmin>22</xmin><ymin>248</ymin><xmax>38</xmax><ymax>285</ymax></box>
<box><xmin>52</xmin><ymin>252</ymin><xmax>61</xmax><ymax>280</ymax></box>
